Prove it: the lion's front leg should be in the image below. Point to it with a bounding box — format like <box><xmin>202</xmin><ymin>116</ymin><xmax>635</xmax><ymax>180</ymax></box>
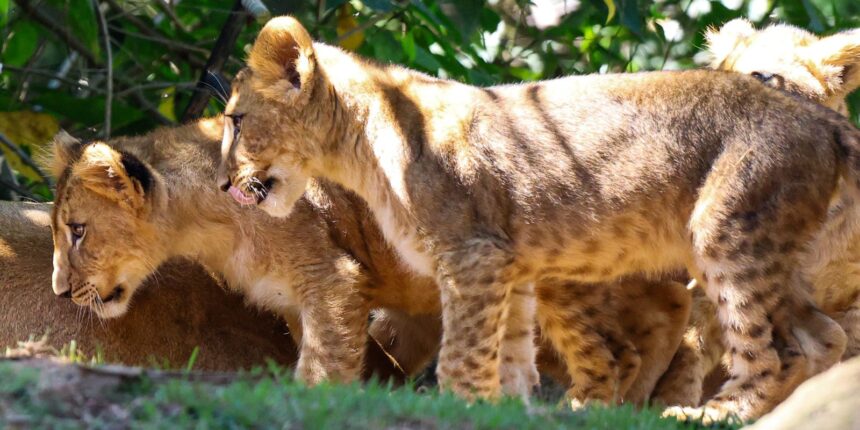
<box><xmin>499</xmin><ymin>283</ymin><xmax>539</xmax><ymax>398</ymax></box>
<box><xmin>294</xmin><ymin>273</ymin><xmax>370</xmax><ymax>385</ymax></box>
<box><xmin>434</xmin><ymin>238</ymin><xmax>517</xmax><ymax>400</ymax></box>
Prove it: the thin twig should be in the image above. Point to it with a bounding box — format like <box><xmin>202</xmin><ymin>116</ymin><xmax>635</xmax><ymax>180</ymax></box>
<box><xmin>130</xmin><ymin>92</ymin><xmax>174</xmax><ymax>125</ymax></box>
<box><xmin>154</xmin><ymin>0</ymin><xmax>190</xmax><ymax>33</ymax></box>
<box><xmin>94</xmin><ymin>0</ymin><xmax>113</xmax><ymax>139</ymax></box>
<box><xmin>660</xmin><ymin>0</ymin><xmax>694</xmax><ymax>70</ymax></box>
<box><xmin>103</xmin><ymin>0</ymin><xmax>206</xmax><ymax>68</ymax></box>
<box><xmin>0</xmin><ymin>132</ymin><xmax>53</xmax><ymax>186</ymax></box>
<box><xmin>114</xmin><ymin>81</ymin><xmax>197</xmax><ymax>98</ymax></box>
<box><xmin>13</xmin><ymin>40</ymin><xmax>47</xmax><ymax>103</ymax></box>
<box><xmin>107</xmin><ymin>25</ymin><xmax>210</xmax><ymax>62</ymax></box>
<box><xmin>106</xmin><ymin>0</ymin><xmax>203</xmax><ymax>67</ymax></box>
<box><xmin>0</xmin><ymin>175</ymin><xmax>43</xmax><ymax>201</ymax></box>
<box><xmin>103</xmin><ymin>0</ymin><xmax>160</xmax><ymax>38</ymax></box>
<box><xmin>12</xmin><ymin>0</ymin><xmax>102</xmax><ymax>66</ymax></box>
<box><xmin>335</xmin><ymin>11</ymin><xmax>396</xmax><ymax>45</ymax></box>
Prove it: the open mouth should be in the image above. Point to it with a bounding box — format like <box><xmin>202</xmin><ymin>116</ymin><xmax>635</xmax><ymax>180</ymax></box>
<box><xmin>102</xmin><ymin>285</ymin><xmax>125</xmax><ymax>303</ymax></box>
<box><xmin>227</xmin><ymin>178</ymin><xmax>273</xmax><ymax>206</ymax></box>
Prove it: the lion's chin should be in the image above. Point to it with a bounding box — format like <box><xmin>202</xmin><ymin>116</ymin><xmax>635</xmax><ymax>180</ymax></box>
<box><xmin>259</xmin><ymin>197</ymin><xmax>295</xmax><ymax>218</ymax></box>
<box><xmin>257</xmin><ymin>183</ymin><xmax>303</xmax><ymax>219</ymax></box>
<box><xmin>93</xmin><ymin>300</ymin><xmax>130</xmax><ymax>319</ymax></box>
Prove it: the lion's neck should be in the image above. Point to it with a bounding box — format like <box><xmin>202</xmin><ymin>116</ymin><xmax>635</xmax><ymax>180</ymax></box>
<box><xmin>311</xmin><ymin>88</ymin><xmax>438</xmax><ymax>277</ymax></box>
<box><xmin>144</xmin><ymin>152</ymin><xmax>261</xmax><ymax>283</ymax></box>
<box><xmin>163</xmin><ymin>187</ymin><xmax>239</xmax><ymax>268</ymax></box>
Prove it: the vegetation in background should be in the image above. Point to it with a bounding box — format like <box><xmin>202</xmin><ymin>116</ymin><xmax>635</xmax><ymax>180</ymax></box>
<box><xmin>0</xmin><ymin>0</ymin><xmax>859</xmax><ymax>201</ymax></box>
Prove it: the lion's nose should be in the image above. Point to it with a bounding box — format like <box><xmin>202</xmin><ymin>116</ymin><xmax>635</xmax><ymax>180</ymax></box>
<box><xmin>60</xmin><ymin>290</ymin><xmax>72</xmax><ymax>299</ymax></box>
<box><xmin>219</xmin><ymin>180</ymin><xmax>231</xmax><ymax>192</ymax></box>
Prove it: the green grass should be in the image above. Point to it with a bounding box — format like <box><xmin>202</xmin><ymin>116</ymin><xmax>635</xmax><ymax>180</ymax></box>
<box><xmin>0</xmin><ymin>361</ymin><xmax>740</xmax><ymax>429</ymax></box>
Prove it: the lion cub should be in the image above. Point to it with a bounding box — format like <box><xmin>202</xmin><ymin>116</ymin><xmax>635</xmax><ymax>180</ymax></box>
<box><xmin>49</xmin><ymin>117</ymin><xmax>442</xmax><ymax>384</ymax></box>
<box><xmin>220</xmin><ymin>16</ymin><xmax>859</xmax><ymax>420</ymax></box>
<box><xmin>48</xmin><ymin>117</ymin><xmax>689</xmax><ymax>399</ymax></box>
<box><xmin>653</xmin><ymin>19</ymin><xmax>860</xmax><ymax>409</ymax></box>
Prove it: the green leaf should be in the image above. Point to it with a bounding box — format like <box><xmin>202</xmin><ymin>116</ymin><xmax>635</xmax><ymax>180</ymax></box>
<box><xmin>34</xmin><ymin>92</ymin><xmax>143</xmax><ymax>130</ymax></box>
<box><xmin>361</xmin><ymin>0</ymin><xmax>395</xmax><ymax>12</ymax></box>
<box><xmin>2</xmin><ymin>21</ymin><xmax>40</xmax><ymax>67</ymax></box>
<box><xmin>603</xmin><ymin>0</ymin><xmax>616</xmax><ymax>24</ymax></box>
<box><xmin>479</xmin><ymin>7</ymin><xmax>501</xmax><ymax>32</ymax></box>
<box><xmin>801</xmin><ymin>0</ymin><xmax>825</xmax><ymax>32</ymax></box>
<box><xmin>401</xmin><ymin>31</ymin><xmax>416</xmax><ymax>62</ymax></box>
<box><xmin>618</xmin><ymin>0</ymin><xmax>642</xmax><ymax>36</ymax></box>
<box><xmin>65</xmin><ymin>0</ymin><xmax>101</xmax><ymax>58</ymax></box>
<box><xmin>438</xmin><ymin>0</ymin><xmax>482</xmax><ymax>42</ymax></box>
<box><xmin>325</xmin><ymin>0</ymin><xmax>350</xmax><ymax>13</ymax></box>
<box><xmin>369</xmin><ymin>31</ymin><xmax>405</xmax><ymax>64</ymax></box>
<box><xmin>0</xmin><ymin>0</ymin><xmax>9</xmax><ymax>26</ymax></box>
<box><xmin>412</xmin><ymin>45</ymin><xmax>442</xmax><ymax>73</ymax></box>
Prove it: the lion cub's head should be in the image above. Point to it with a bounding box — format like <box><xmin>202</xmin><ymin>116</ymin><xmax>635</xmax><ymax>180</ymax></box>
<box><xmin>707</xmin><ymin>19</ymin><xmax>860</xmax><ymax>113</ymax></box>
<box><xmin>219</xmin><ymin>16</ymin><xmax>330</xmax><ymax>218</ymax></box>
<box><xmin>49</xmin><ymin>133</ymin><xmax>167</xmax><ymax>319</ymax></box>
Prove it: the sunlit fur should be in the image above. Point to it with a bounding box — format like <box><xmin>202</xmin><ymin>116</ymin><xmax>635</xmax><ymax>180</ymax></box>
<box><xmin>1</xmin><ymin>201</ymin><xmax>298</xmax><ymax>370</ymax></box>
<box><xmin>49</xmin><ymin>118</ymin><xmax>441</xmax><ymax>384</ymax></box>
<box><xmin>49</xmin><ymin>118</ymin><xmax>694</xmax><ymax>403</ymax></box>
<box><xmin>222</xmin><ymin>16</ymin><xmax>860</xmax><ymax>420</ymax></box>
<box><xmin>655</xmin><ymin>20</ymin><xmax>860</xmax><ymax>415</ymax></box>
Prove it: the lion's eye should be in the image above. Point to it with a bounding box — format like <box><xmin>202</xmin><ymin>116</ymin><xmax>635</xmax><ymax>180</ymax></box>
<box><xmin>228</xmin><ymin>114</ymin><xmax>244</xmax><ymax>130</ymax></box>
<box><xmin>68</xmin><ymin>223</ymin><xmax>86</xmax><ymax>247</ymax></box>
<box><xmin>751</xmin><ymin>71</ymin><xmax>782</xmax><ymax>87</ymax></box>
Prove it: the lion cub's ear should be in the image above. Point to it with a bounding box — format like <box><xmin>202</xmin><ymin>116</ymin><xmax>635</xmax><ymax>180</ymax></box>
<box><xmin>74</xmin><ymin>143</ymin><xmax>154</xmax><ymax>215</ymax></box>
<box><xmin>811</xmin><ymin>30</ymin><xmax>860</xmax><ymax>97</ymax></box>
<box><xmin>48</xmin><ymin>131</ymin><xmax>84</xmax><ymax>179</ymax></box>
<box><xmin>705</xmin><ymin>19</ymin><xmax>756</xmax><ymax>68</ymax></box>
<box><xmin>249</xmin><ymin>16</ymin><xmax>315</xmax><ymax>96</ymax></box>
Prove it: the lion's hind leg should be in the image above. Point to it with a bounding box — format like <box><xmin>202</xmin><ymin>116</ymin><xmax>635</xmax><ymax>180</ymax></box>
<box><xmin>670</xmin><ymin>151</ymin><xmax>847</xmax><ymax>422</ymax></box>
<box><xmin>536</xmin><ymin>280</ymin><xmax>641</xmax><ymax>407</ymax></box>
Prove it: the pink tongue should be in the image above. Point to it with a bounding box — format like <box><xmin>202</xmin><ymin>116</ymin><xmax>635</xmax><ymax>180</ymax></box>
<box><xmin>228</xmin><ymin>185</ymin><xmax>257</xmax><ymax>206</ymax></box>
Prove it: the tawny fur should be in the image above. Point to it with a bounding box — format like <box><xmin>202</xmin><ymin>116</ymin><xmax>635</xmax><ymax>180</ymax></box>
<box><xmin>653</xmin><ymin>20</ymin><xmax>860</xmax><ymax>414</ymax></box>
<box><xmin>48</xmin><ymin>117</ymin><xmax>690</xmax><ymax>403</ymax></box>
<box><xmin>3</xmin><ymin>200</ymin><xmax>432</xmax><ymax>381</ymax></box>
<box><xmin>49</xmin><ymin>118</ymin><xmax>440</xmax><ymax>384</ymax></box>
<box><xmin>220</xmin><ymin>16</ymin><xmax>860</xmax><ymax>420</ymax></box>
<box><xmin>0</xmin><ymin>201</ymin><xmax>298</xmax><ymax>370</ymax></box>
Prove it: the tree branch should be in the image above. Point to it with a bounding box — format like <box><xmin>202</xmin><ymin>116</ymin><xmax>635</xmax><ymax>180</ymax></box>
<box><xmin>180</xmin><ymin>0</ymin><xmax>250</xmax><ymax>123</ymax></box>
<box><xmin>0</xmin><ymin>132</ymin><xmax>53</xmax><ymax>186</ymax></box>
<box><xmin>103</xmin><ymin>0</ymin><xmax>206</xmax><ymax>69</ymax></box>
<box><xmin>0</xmin><ymin>175</ymin><xmax>43</xmax><ymax>202</ymax></box>
<box><xmin>1</xmin><ymin>66</ymin><xmax>89</xmax><ymax>90</ymax></box>
<box><xmin>94</xmin><ymin>0</ymin><xmax>113</xmax><ymax>139</ymax></box>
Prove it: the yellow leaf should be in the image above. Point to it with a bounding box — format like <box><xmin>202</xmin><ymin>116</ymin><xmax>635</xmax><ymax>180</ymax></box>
<box><xmin>158</xmin><ymin>87</ymin><xmax>177</xmax><ymax>122</ymax></box>
<box><xmin>603</xmin><ymin>0</ymin><xmax>616</xmax><ymax>24</ymax></box>
<box><xmin>0</xmin><ymin>111</ymin><xmax>59</xmax><ymax>181</ymax></box>
<box><xmin>337</xmin><ymin>4</ymin><xmax>365</xmax><ymax>51</ymax></box>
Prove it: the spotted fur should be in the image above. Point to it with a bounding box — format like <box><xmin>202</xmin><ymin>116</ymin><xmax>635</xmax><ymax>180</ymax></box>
<box><xmin>220</xmin><ymin>16</ymin><xmax>858</xmax><ymax>419</ymax></box>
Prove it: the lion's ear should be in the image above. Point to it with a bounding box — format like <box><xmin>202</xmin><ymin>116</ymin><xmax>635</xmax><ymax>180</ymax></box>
<box><xmin>48</xmin><ymin>131</ymin><xmax>84</xmax><ymax>179</ymax></box>
<box><xmin>74</xmin><ymin>143</ymin><xmax>153</xmax><ymax>214</ymax></box>
<box><xmin>812</xmin><ymin>30</ymin><xmax>860</xmax><ymax>96</ymax></box>
<box><xmin>248</xmin><ymin>15</ymin><xmax>315</xmax><ymax>94</ymax></box>
<box><xmin>705</xmin><ymin>19</ymin><xmax>756</xmax><ymax>68</ymax></box>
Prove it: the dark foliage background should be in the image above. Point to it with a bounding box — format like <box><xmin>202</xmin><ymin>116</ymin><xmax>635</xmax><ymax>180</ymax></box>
<box><xmin>1</xmin><ymin>0</ymin><xmax>858</xmax><ymax>201</ymax></box>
